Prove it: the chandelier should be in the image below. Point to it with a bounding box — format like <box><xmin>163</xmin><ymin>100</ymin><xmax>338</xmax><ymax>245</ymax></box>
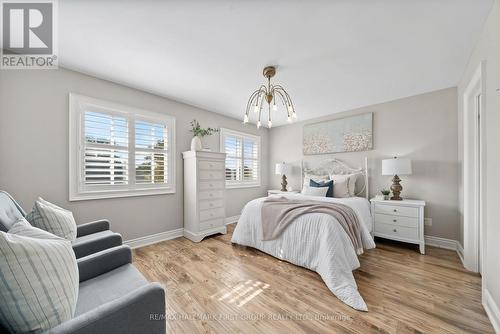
<box><xmin>244</xmin><ymin>66</ymin><xmax>296</xmax><ymax>128</ymax></box>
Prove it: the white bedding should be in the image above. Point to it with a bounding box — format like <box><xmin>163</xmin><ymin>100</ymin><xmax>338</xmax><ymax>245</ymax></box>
<box><xmin>231</xmin><ymin>193</ymin><xmax>376</xmax><ymax>311</ymax></box>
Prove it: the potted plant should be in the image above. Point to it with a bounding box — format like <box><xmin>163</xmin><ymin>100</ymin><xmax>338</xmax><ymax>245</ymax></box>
<box><xmin>189</xmin><ymin>119</ymin><xmax>219</xmax><ymax>151</ymax></box>
<box><xmin>381</xmin><ymin>189</ymin><xmax>391</xmax><ymax>200</ymax></box>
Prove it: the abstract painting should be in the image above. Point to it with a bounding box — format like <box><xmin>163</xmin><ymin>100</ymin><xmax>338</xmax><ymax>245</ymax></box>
<box><xmin>303</xmin><ymin>113</ymin><xmax>373</xmax><ymax>155</ymax></box>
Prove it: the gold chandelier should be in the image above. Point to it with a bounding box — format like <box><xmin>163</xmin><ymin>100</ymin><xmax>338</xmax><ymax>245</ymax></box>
<box><xmin>244</xmin><ymin>66</ymin><xmax>296</xmax><ymax>128</ymax></box>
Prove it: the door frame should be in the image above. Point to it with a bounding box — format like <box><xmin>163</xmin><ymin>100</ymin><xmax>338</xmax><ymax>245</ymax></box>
<box><xmin>463</xmin><ymin>61</ymin><xmax>486</xmax><ymax>274</ymax></box>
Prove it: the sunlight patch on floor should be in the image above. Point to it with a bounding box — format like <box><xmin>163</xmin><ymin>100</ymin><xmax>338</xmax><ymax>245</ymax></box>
<box><xmin>211</xmin><ymin>280</ymin><xmax>270</xmax><ymax>307</ymax></box>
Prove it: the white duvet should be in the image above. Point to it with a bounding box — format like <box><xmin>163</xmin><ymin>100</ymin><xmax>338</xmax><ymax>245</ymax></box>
<box><xmin>231</xmin><ymin>193</ymin><xmax>376</xmax><ymax>311</ymax></box>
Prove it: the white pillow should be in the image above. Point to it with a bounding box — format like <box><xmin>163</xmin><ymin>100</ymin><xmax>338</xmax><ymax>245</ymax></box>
<box><xmin>328</xmin><ymin>175</ymin><xmax>350</xmax><ymax>198</ymax></box>
<box><xmin>0</xmin><ymin>219</ymin><xmax>78</xmax><ymax>333</ymax></box>
<box><xmin>26</xmin><ymin>197</ymin><xmax>77</xmax><ymax>241</ymax></box>
<box><xmin>330</xmin><ymin>174</ymin><xmax>358</xmax><ymax>197</ymax></box>
<box><xmin>303</xmin><ymin>173</ymin><xmax>329</xmax><ymax>188</ymax></box>
<box><xmin>301</xmin><ymin>185</ymin><xmax>329</xmax><ymax>197</ymax></box>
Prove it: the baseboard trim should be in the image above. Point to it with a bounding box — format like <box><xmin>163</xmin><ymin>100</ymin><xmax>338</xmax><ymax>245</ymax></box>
<box><xmin>225</xmin><ymin>215</ymin><xmax>240</xmax><ymax>225</ymax></box>
<box><xmin>484</xmin><ymin>289</ymin><xmax>500</xmax><ymax>333</ymax></box>
<box><xmin>424</xmin><ymin>235</ymin><xmax>465</xmax><ymax>266</ymax></box>
<box><xmin>424</xmin><ymin>235</ymin><xmax>457</xmax><ymax>250</ymax></box>
<box><xmin>124</xmin><ymin>228</ymin><xmax>184</xmax><ymax>249</ymax></box>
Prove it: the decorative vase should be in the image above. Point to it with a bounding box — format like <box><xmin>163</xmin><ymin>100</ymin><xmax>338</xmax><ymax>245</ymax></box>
<box><xmin>190</xmin><ymin>136</ymin><xmax>202</xmax><ymax>151</ymax></box>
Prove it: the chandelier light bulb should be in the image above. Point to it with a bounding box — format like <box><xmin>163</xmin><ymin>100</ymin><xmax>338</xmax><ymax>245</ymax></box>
<box><xmin>272</xmin><ymin>102</ymin><xmax>278</xmax><ymax>111</ymax></box>
<box><xmin>292</xmin><ymin>111</ymin><xmax>297</xmax><ymax>119</ymax></box>
<box><xmin>243</xmin><ymin>114</ymin><xmax>249</xmax><ymax>123</ymax></box>
<box><xmin>287</xmin><ymin>104</ymin><xmax>293</xmax><ymax>113</ymax></box>
<box><xmin>253</xmin><ymin>104</ymin><xmax>259</xmax><ymax>113</ymax></box>
<box><xmin>268</xmin><ymin>120</ymin><xmax>272</xmax><ymax>128</ymax></box>
<box><xmin>257</xmin><ymin>120</ymin><xmax>261</xmax><ymax>128</ymax></box>
<box><xmin>287</xmin><ymin>116</ymin><xmax>292</xmax><ymax>123</ymax></box>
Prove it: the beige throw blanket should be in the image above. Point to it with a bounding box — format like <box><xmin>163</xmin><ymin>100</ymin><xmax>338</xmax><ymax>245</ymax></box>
<box><xmin>261</xmin><ymin>197</ymin><xmax>364</xmax><ymax>255</ymax></box>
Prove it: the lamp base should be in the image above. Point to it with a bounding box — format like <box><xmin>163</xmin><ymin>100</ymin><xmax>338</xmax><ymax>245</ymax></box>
<box><xmin>281</xmin><ymin>174</ymin><xmax>288</xmax><ymax>192</ymax></box>
<box><xmin>390</xmin><ymin>174</ymin><xmax>403</xmax><ymax>200</ymax></box>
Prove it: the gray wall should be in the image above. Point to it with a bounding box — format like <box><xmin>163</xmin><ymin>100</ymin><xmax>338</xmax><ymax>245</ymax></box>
<box><xmin>0</xmin><ymin>68</ymin><xmax>269</xmax><ymax>240</ymax></box>
<box><xmin>269</xmin><ymin>87</ymin><xmax>459</xmax><ymax>240</ymax></box>
<box><xmin>457</xmin><ymin>0</ymin><xmax>500</xmax><ymax>317</ymax></box>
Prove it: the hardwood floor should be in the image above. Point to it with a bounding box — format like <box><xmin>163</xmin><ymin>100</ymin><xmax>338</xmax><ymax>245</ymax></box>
<box><xmin>133</xmin><ymin>225</ymin><xmax>494</xmax><ymax>333</ymax></box>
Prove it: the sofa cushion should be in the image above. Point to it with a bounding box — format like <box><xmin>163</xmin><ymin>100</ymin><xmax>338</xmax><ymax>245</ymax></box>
<box><xmin>26</xmin><ymin>197</ymin><xmax>77</xmax><ymax>241</ymax></box>
<box><xmin>75</xmin><ymin>264</ymin><xmax>148</xmax><ymax>316</ymax></box>
<box><xmin>0</xmin><ymin>219</ymin><xmax>79</xmax><ymax>333</ymax></box>
<box><xmin>0</xmin><ymin>191</ymin><xmax>26</xmax><ymax>232</ymax></box>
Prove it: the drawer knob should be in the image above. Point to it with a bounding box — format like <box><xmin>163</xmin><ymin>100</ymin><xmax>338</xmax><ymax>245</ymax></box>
<box><xmin>393</xmin><ymin>219</ymin><xmax>397</xmax><ymax>223</ymax></box>
<box><xmin>393</xmin><ymin>229</ymin><xmax>397</xmax><ymax>232</ymax></box>
<box><xmin>393</xmin><ymin>209</ymin><xmax>397</xmax><ymax>212</ymax></box>
<box><xmin>209</xmin><ymin>203</ymin><xmax>213</xmax><ymax>207</ymax></box>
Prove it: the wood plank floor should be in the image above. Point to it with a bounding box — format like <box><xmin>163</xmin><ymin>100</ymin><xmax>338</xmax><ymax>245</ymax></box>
<box><xmin>133</xmin><ymin>225</ymin><xmax>494</xmax><ymax>334</ymax></box>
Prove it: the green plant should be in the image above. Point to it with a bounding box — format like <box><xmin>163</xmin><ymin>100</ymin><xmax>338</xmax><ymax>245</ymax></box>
<box><xmin>381</xmin><ymin>189</ymin><xmax>391</xmax><ymax>196</ymax></box>
<box><xmin>190</xmin><ymin>119</ymin><xmax>219</xmax><ymax>137</ymax></box>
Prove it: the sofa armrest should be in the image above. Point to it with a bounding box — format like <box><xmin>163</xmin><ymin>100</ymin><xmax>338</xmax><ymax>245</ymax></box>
<box><xmin>76</xmin><ymin>219</ymin><xmax>110</xmax><ymax>237</ymax></box>
<box><xmin>77</xmin><ymin>245</ymin><xmax>132</xmax><ymax>282</ymax></box>
<box><xmin>46</xmin><ymin>283</ymin><xmax>166</xmax><ymax>334</ymax></box>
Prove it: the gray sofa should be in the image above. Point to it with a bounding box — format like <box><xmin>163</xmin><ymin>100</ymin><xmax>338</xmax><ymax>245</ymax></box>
<box><xmin>0</xmin><ymin>191</ymin><xmax>122</xmax><ymax>258</ymax></box>
<box><xmin>46</xmin><ymin>245</ymin><xmax>166</xmax><ymax>334</ymax></box>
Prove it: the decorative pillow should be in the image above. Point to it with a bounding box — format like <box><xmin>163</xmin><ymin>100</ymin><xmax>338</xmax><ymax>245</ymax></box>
<box><xmin>328</xmin><ymin>175</ymin><xmax>350</xmax><ymax>198</ymax></box>
<box><xmin>310</xmin><ymin>179</ymin><xmax>334</xmax><ymax>197</ymax></box>
<box><xmin>330</xmin><ymin>173</ymin><xmax>358</xmax><ymax>197</ymax></box>
<box><xmin>0</xmin><ymin>219</ymin><xmax>79</xmax><ymax>333</ymax></box>
<box><xmin>26</xmin><ymin>197</ymin><xmax>77</xmax><ymax>241</ymax></box>
<box><xmin>303</xmin><ymin>174</ymin><xmax>329</xmax><ymax>188</ymax></box>
<box><xmin>301</xmin><ymin>185</ymin><xmax>329</xmax><ymax>197</ymax></box>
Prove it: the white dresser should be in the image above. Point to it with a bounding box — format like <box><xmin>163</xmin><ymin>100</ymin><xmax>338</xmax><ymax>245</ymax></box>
<box><xmin>182</xmin><ymin>151</ymin><xmax>227</xmax><ymax>242</ymax></box>
<box><xmin>370</xmin><ymin>198</ymin><xmax>426</xmax><ymax>254</ymax></box>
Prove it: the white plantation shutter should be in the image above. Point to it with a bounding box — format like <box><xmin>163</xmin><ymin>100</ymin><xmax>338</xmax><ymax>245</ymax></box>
<box><xmin>84</xmin><ymin>111</ymin><xmax>129</xmax><ymax>185</ymax></box>
<box><xmin>221</xmin><ymin>128</ymin><xmax>260</xmax><ymax>187</ymax></box>
<box><xmin>69</xmin><ymin>94</ymin><xmax>176</xmax><ymax>200</ymax></box>
<box><xmin>135</xmin><ymin>120</ymin><xmax>169</xmax><ymax>184</ymax></box>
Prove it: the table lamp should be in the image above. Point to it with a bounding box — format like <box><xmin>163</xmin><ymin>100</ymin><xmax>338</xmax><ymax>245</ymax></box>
<box><xmin>275</xmin><ymin>162</ymin><xmax>290</xmax><ymax>192</ymax></box>
<box><xmin>382</xmin><ymin>157</ymin><xmax>412</xmax><ymax>200</ymax></box>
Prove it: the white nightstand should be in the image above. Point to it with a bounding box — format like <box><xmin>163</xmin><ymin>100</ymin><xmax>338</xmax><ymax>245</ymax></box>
<box><xmin>267</xmin><ymin>190</ymin><xmax>299</xmax><ymax>196</ymax></box>
<box><xmin>370</xmin><ymin>198</ymin><xmax>426</xmax><ymax>254</ymax></box>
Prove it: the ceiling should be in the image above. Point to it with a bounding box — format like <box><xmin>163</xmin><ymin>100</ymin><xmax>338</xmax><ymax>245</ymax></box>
<box><xmin>60</xmin><ymin>0</ymin><xmax>493</xmax><ymax>126</ymax></box>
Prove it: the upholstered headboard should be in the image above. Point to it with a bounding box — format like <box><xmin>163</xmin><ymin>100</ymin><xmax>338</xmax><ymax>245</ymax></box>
<box><xmin>301</xmin><ymin>157</ymin><xmax>369</xmax><ymax>199</ymax></box>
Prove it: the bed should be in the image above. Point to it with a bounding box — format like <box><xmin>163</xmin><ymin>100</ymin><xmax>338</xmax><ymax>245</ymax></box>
<box><xmin>231</xmin><ymin>158</ymin><xmax>375</xmax><ymax>311</ymax></box>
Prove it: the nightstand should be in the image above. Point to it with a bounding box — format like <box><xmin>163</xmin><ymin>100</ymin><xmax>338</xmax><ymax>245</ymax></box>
<box><xmin>370</xmin><ymin>198</ymin><xmax>426</xmax><ymax>254</ymax></box>
<box><xmin>267</xmin><ymin>190</ymin><xmax>299</xmax><ymax>196</ymax></box>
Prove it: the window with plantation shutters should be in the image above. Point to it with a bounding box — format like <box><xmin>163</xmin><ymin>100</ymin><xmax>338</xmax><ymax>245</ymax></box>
<box><xmin>220</xmin><ymin>128</ymin><xmax>261</xmax><ymax>188</ymax></box>
<box><xmin>69</xmin><ymin>94</ymin><xmax>176</xmax><ymax>200</ymax></box>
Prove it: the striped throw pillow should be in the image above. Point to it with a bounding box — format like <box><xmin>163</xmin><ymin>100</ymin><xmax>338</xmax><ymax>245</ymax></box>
<box><xmin>26</xmin><ymin>197</ymin><xmax>77</xmax><ymax>241</ymax></box>
<box><xmin>0</xmin><ymin>219</ymin><xmax>79</xmax><ymax>333</ymax></box>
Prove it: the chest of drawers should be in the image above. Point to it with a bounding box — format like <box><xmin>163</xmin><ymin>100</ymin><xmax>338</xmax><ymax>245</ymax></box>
<box><xmin>370</xmin><ymin>198</ymin><xmax>426</xmax><ymax>254</ymax></box>
<box><xmin>182</xmin><ymin>151</ymin><xmax>227</xmax><ymax>242</ymax></box>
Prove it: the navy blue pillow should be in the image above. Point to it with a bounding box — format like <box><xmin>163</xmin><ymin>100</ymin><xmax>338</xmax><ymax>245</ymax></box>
<box><xmin>309</xmin><ymin>179</ymin><xmax>334</xmax><ymax>197</ymax></box>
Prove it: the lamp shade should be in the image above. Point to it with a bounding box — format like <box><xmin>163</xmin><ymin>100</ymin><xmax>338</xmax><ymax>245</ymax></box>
<box><xmin>275</xmin><ymin>162</ymin><xmax>289</xmax><ymax>175</ymax></box>
<box><xmin>382</xmin><ymin>158</ymin><xmax>412</xmax><ymax>176</ymax></box>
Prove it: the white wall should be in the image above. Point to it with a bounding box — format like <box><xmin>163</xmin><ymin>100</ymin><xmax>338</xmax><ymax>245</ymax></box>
<box><xmin>269</xmin><ymin>88</ymin><xmax>459</xmax><ymax>240</ymax></box>
<box><xmin>0</xmin><ymin>68</ymin><xmax>269</xmax><ymax>240</ymax></box>
<box><xmin>457</xmin><ymin>0</ymin><xmax>500</xmax><ymax>330</ymax></box>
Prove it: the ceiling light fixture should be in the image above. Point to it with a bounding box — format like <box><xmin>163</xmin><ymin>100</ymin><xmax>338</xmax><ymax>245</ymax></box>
<box><xmin>244</xmin><ymin>66</ymin><xmax>296</xmax><ymax>128</ymax></box>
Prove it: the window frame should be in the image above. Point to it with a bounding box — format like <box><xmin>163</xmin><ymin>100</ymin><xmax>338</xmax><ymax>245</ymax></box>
<box><xmin>220</xmin><ymin>128</ymin><xmax>261</xmax><ymax>189</ymax></box>
<box><xmin>69</xmin><ymin>93</ymin><xmax>176</xmax><ymax>201</ymax></box>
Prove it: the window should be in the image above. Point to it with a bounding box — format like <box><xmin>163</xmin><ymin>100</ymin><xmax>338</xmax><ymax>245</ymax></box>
<box><xmin>69</xmin><ymin>94</ymin><xmax>175</xmax><ymax>200</ymax></box>
<box><xmin>220</xmin><ymin>128</ymin><xmax>260</xmax><ymax>188</ymax></box>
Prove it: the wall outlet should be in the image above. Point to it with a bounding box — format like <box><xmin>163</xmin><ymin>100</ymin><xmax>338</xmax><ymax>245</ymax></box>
<box><xmin>424</xmin><ymin>218</ymin><xmax>432</xmax><ymax>226</ymax></box>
